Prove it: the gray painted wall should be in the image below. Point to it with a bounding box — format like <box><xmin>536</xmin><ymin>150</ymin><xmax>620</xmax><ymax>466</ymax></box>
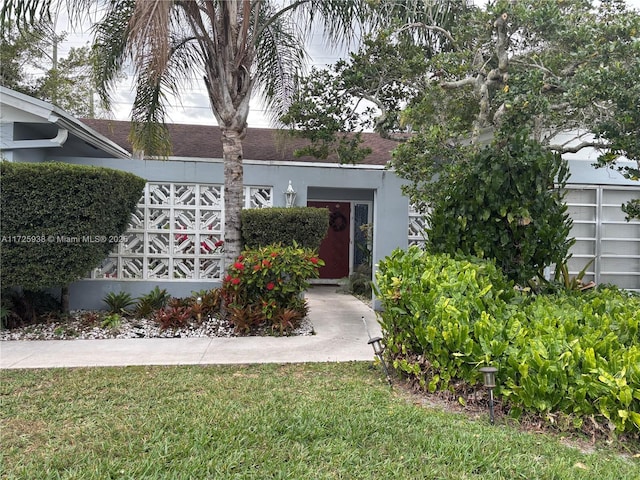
<box><xmin>57</xmin><ymin>155</ymin><xmax>409</xmax><ymax>310</ymax></box>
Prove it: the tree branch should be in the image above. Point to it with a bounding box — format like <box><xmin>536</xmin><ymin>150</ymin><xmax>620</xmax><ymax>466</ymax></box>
<box><xmin>439</xmin><ymin>76</ymin><xmax>476</xmax><ymax>89</ymax></box>
<box><xmin>548</xmin><ymin>141</ymin><xmax>608</xmax><ymax>154</ymax></box>
<box><xmin>395</xmin><ymin>22</ymin><xmax>458</xmax><ymax>50</ymax></box>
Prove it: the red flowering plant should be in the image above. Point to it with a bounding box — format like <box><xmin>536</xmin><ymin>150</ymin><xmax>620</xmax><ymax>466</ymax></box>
<box><xmin>221</xmin><ymin>243</ymin><xmax>324</xmax><ymax>333</ymax></box>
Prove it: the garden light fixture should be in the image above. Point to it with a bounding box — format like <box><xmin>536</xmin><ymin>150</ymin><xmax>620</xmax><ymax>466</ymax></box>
<box><xmin>196</xmin><ymin>296</ymin><xmax>202</xmax><ymax>322</ymax></box>
<box><xmin>284</xmin><ymin>180</ymin><xmax>296</xmax><ymax>207</ymax></box>
<box><xmin>479</xmin><ymin>366</ymin><xmax>498</xmax><ymax>424</ymax></box>
<box><xmin>362</xmin><ymin>316</ymin><xmax>392</xmax><ymax>385</ymax></box>
<box><xmin>367</xmin><ymin>336</ymin><xmax>392</xmax><ymax>385</ymax></box>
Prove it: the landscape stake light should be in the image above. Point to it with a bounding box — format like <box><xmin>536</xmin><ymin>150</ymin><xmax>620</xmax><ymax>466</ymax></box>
<box><xmin>196</xmin><ymin>296</ymin><xmax>202</xmax><ymax>323</ymax></box>
<box><xmin>479</xmin><ymin>366</ymin><xmax>498</xmax><ymax>424</ymax></box>
<box><xmin>368</xmin><ymin>336</ymin><xmax>392</xmax><ymax>385</ymax></box>
<box><xmin>284</xmin><ymin>180</ymin><xmax>296</xmax><ymax>207</ymax></box>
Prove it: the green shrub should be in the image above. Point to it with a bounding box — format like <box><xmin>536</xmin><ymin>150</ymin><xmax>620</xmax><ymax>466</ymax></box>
<box><xmin>0</xmin><ymin>161</ymin><xmax>145</xmax><ymax>289</ymax></box>
<box><xmin>241</xmin><ymin>207</ymin><xmax>329</xmax><ymax>249</ymax></box>
<box><xmin>101</xmin><ymin>313</ymin><xmax>122</xmax><ymax>329</ymax></box>
<box><xmin>103</xmin><ymin>291</ymin><xmax>136</xmax><ymax>314</ymax></box>
<box><xmin>135</xmin><ymin>286</ymin><xmax>171</xmax><ymax>317</ymax></box>
<box><xmin>0</xmin><ymin>289</ymin><xmax>62</xmax><ymax>328</ymax></box>
<box><xmin>424</xmin><ymin>133</ymin><xmax>574</xmax><ymax>285</ymax></box>
<box><xmin>376</xmin><ymin>247</ymin><xmax>640</xmax><ymax>434</ymax></box>
<box><xmin>221</xmin><ymin>243</ymin><xmax>324</xmax><ymax>334</ymax></box>
<box><xmin>375</xmin><ymin>247</ymin><xmax>516</xmax><ymax>390</ymax></box>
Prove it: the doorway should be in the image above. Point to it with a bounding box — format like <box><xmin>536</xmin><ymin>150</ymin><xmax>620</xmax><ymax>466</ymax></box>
<box><xmin>308</xmin><ymin>201</ymin><xmax>351</xmax><ymax>279</ymax></box>
<box><xmin>308</xmin><ymin>200</ymin><xmax>373</xmax><ymax>281</ymax></box>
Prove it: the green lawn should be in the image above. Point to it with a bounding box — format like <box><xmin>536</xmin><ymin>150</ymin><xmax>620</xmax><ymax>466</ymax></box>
<box><xmin>1</xmin><ymin>363</ymin><xmax>637</xmax><ymax>479</ymax></box>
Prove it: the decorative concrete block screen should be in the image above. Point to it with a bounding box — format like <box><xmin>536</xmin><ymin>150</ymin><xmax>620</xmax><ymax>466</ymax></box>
<box><xmin>408</xmin><ymin>203</ymin><xmax>428</xmax><ymax>248</ymax></box>
<box><xmin>90</xmin><ymin>183</ymin><xmax>272</xmax><ymax>280</ymax></box>
<box><xmin>565</xmin><ymin>185</ymin><xmax>639</xmax><ymax>291</ymax></box>
<box><xmin>408</xmin><ymin>185</ymin><xmax>640</xmax><ymax>291</ymax></box>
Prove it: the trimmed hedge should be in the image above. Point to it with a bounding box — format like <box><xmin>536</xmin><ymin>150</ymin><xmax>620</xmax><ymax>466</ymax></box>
<box><xmin>241</xmin><ymin>207</ymin><xmax>329</xmax><ymax>249</ymax></box>
<box><xmin>375</xmin><ymin>247</ymin><xmax>640</xmax><ymax>434</ymax></box>
<box><xmin>0</xmin><ymin>161</ymin><xmax>145</xmax><ymax>289</ymax></box>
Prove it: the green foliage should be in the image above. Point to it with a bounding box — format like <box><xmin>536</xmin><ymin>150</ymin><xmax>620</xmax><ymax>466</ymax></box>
<box><xmin>376</xmin><ymin>247</ymin><xmax>640</xmax><ymax>434</ymax></box>
<box><xmin>284</xmin><ymin>1</ymin><xmax>640</xmax><ymax>219</ymax></box>
<box><xmin>0</xmin><ymin>162</ymin><xmax>145</xmax><ymax>290</ymax></box>
<box><xmin>418</xmin><ymin>131</ymin><xmax>574</xmax><ymax>285</ymax></box>
<box><xmin>281</xmin><ymin>6</ymin><xmax>468</xmax><ymax>144</ymax></box>
<box><xmin>102</xmin><ymin>291</ymin><xmax>136</xmax><ymax>315</ymax></box>
<box><xmin>0</xmin><ymin>21</ymin><xmax>98</xmax><ymax>117</ymax></box>
<box><xmin>0</xmin><ymin>289</ymin><xmax>61</xmax><ymax>329</ymax></box>
<box><xmin>241</xmin><ymin>207</ymin><xmax>329</xmax><ymax>250</ymax></box>
<box><xmin>101</xmin><ymin>313</ymin><xmax>121</xmax><ymax>330</ymax></box>
<box><xmin>135</xmin><ymin>286</ymin><xmax>171</xmax><ymax>318</ymax></box>
<box><xmin>621</xmin><ymin>198</ymin><xmax>640</xmax><ymax>221</ymax></box>
<box><xmin>221</xmin><ymin>244</ymin><xmax>323</xmax><ymax>334</ymax></box>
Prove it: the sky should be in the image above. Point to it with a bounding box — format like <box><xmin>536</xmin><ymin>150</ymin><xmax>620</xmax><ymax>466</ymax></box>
<box><xmin>50</xmin><ymin>0</ymin><xmax>640</xmax><ymax>128</ymax></box>
<box><xmin>53</xmin><ymin>15</ymin><xmax>351</xmax><ymax>127</ymax></box>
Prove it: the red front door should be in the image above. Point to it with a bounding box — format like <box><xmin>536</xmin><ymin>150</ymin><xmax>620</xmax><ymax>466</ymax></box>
<box><xmin>308</xmin><ymin>201</ymin><xmax>350</xmax><ymax>279</ymax></box>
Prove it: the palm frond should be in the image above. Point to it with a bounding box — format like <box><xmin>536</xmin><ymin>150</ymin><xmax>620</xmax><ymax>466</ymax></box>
<box><xmin>127</xmin><ymin>0</ymin><xmax>174</xmax><ymax>83</ymax></box>
<box><xmin>129</xmin><ymin>71</ymin><xmax>172</xmax><ymax>158</ymax></box>
<box><xmin>253</xmin><ymin>3</ymin><xmax>306</xmax><ymax>122</ymax></box>
<box><xmin>1</xmin><ymin>0</ymin><xmax>54</xmax><ymax>30</ymax></box>
<box><xmin>91</xmin><ymin>0</ymin><xmax>135</xmax><ymax>111</ymax></box>
<box><xmin>1</xmin><ymin>0</ymin><xmax>95</xmax><ymax>32</ymax></box>
<box><xmin>285</xmin><ymin>0</ymin><xmax>366</xmax><ymax>46</ymax></box>
<box><xmin>366</xmin><ymin>0</ymin><xmax>472</xmax><ymax>53</ymax></box>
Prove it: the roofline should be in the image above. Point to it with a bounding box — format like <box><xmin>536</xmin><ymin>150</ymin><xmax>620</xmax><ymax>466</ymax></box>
<box><xmin>158</xmin><ymin>155</ymin><xmax>390</xmax><ymax>169</ymax></box>
<box><xmin>0</xmin><ymin>86</ymin><xmax>131</xmax><ymax>159</ymax></box>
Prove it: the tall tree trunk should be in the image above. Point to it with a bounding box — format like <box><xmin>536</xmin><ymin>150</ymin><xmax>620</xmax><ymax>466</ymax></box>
<box><xmin>222</xmin><ymin>127</ymin><xmax>245</xmax><ymax>269</ymax></box>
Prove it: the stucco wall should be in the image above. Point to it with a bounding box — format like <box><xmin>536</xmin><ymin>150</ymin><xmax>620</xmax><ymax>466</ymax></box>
<box><xmin>57</xmin><ymin>155</ymin><xmax>409</xmax><ymax>310</ymax></box>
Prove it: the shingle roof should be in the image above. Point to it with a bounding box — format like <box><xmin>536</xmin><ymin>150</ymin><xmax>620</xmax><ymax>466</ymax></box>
<box><xmin>80</xmin><ymin>119</ymin><xmax>397</xmax><ymax>166</ymax></box>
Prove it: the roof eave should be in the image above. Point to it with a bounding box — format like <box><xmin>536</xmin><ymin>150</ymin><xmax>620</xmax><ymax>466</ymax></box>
<box><xmin>1</xmin><ymin>86</ymin><xmax>131</xmax><ymax>159</ymax></box>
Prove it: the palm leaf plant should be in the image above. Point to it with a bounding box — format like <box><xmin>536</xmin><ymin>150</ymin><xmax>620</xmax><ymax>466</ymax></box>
<box><xmin>1</xmin><ymin>0</ymin><xmax>372</xmax><ymax>270</ymax></box>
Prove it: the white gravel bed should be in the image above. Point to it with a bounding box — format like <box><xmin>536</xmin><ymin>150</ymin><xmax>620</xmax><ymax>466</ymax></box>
<box><xmin>0</xmin><ymin>313</ymin><xmax>315</xmax><ymax>341</ymax></box>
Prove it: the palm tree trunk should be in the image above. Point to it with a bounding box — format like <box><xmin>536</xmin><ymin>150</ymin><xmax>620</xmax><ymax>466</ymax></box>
<box><xmin>221</xmin><ymin>127</ymin><xmax>245</xmax><ymax>269</ymax></box>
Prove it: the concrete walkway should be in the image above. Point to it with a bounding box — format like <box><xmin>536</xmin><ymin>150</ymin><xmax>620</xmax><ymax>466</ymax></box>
<box><xmin>0</xmin><ymin>286</ymin><xmax>383</xmax><ymax>369</ymax></box>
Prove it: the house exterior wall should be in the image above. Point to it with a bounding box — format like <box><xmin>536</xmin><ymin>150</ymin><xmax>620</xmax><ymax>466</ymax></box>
<box><xmin>57</xmin><ymin>155</ymin><xmax>409</xmax><ymax>310</ymax></box>
<box><xmin>2</xmin><ymin>101</ymin><xmax>637</xmax><ymax>310</ymax></box>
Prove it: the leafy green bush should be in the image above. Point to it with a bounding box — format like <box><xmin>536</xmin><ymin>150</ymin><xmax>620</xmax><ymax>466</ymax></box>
<box><xmin>241</xmin><ymin>207</ymin><xmax>329</xmax><ymax>250</ymax></box>
<box><xmin>221</xmin><ymin>244</ymin><xmax>323</xmax><ymax>334</ymax></box>
<box><xmin>375</xmin><ymin>247</ymin><xmax>516</xmax><ymax>390</ymax></box>
<box><xmin>424</xmin><ymin>133</ymin><xmax>574</xmax><ymax>285</ymax></box>
<box><xmin>376</xmin><ymin>247</ymin><xmax>640</xmax><ymax>434</ymax></box>
<box><xmin>0</xmin><ymin>289</ymin><xmax>62</xmax><ymax>329</ymax></box>
<box><xmin>102</xmin><ymin>291</ymin><xmax>136</xmax><ymax>315</ymax></box>
<box><xmin>135</xmin><ymin>286</ymin><xmax>171</xmax><ymax>318</ymax></box>
<box><xmin>0</xmin><ymin>162</ymin><xmax>145</xmax><ymax>289</ymax></box>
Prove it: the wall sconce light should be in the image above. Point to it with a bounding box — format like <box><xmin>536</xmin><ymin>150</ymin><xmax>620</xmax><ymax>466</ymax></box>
<box><xmin>284</xmin><ymin>180</ymin><xmax>296</xmax><ymax>208</ymax></box>
<box><xmin>479</xmin><ymin>366</ymin><xmax>498</xmax><ymax>424</ymax></box>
